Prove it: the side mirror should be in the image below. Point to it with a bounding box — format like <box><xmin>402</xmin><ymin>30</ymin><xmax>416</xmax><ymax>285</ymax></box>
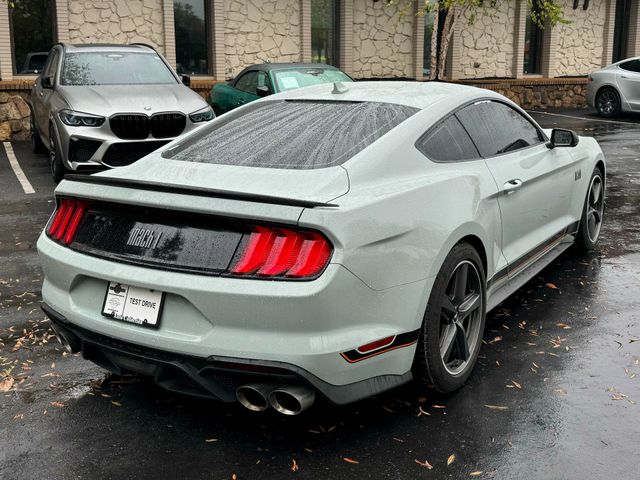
<box><xmin>40</xmin><ymin>76</ymin><xmax>53</xmax><ymax>89</ymax></box>
<box><xmin>548</xmin><ymin>128</ymin><xmax>579</xmax><ymax>148</ymax></box>
<box><xmin>256</xmin><ymin>85</ymin><xmax>271</xmax><ymax>97</ymax></box>
<box><xmin>181</xmin><ymin>74</ymin><xmax>191</xmax><ymax>87</ymax></box>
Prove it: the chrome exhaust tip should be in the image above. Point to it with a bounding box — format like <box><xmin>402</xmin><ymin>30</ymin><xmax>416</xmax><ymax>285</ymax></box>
<box><xmin>50</xmin><ymin>323</ymin><xmax>81</xmax><ymax>354</ymax></box>
<box><xmin>236</xmin><ymin>383</ymin><xmax>273</xmax><ymax>412</ymax></box>
<box><xmin>268</xmin><ymin>385</ymin><xmax>315</xmax><ymax>415</ymax></box>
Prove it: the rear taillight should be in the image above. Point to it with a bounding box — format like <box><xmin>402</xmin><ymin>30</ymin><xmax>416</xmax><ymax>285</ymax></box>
<box><xmin>230</xmin><ymin>225</ymin><xmax>332</xmax><ymax>279</ymax></box>
<box><xmin>46</xmin><ymin>198</ymin><xmax>87</xmax><ymax>245</ymax></box>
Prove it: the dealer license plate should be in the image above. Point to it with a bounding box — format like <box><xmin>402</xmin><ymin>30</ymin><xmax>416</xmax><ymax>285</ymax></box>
<box><xmin>102</xmin><ymin>282</ymin><xmax>164</xmax><ymax>328</ymax></box>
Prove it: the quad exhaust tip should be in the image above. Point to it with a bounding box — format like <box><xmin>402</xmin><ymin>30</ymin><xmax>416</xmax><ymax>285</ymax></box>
<box><xmin>268</xmin><ymin>385</ymin><xmax>315</xmax><ymax>416</ymax></box>
<box><xmin>50</xmin><ymin>323</ymin><xmax>81</xmax><ymax>354</ymax></box>
<box><xmin>236</xmin><ymin>383</ymin><xmax>273</xmax><ymax>412</ymax></box>
<box><xmin>236</xmin><ymin>384</ymin><xmax>315</xmax><ymax>415</ymax></box>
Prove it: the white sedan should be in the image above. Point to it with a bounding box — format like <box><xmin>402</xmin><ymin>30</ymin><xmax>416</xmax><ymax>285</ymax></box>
<box><xmin>38</xmin><ymin>82</ymin><xmax>606</xmax><ymax>414</ymax></box>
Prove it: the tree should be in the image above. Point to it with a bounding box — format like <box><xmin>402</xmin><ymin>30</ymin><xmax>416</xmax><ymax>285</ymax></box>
<box><xmin>394</xmin><ymin>0</ymin><xmax>568</xmax><ymax>80</ymax></box>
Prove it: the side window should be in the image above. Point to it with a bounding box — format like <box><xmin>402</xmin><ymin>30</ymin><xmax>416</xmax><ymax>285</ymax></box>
<box><xmin>235</xmin><ymin>71</ymin><xmax>259</xmax><ymax>94</ymax></box>
<box><xmin>456</xmin><ymin>101</ymin><xmax>543</xmax><ymax>157</ymax></box>
<box><xmin>620</xmin><ymin>60</ymin><xmax>640</xmax><ymax>73</ymax></box>
<box><xmin>416</xmin><ymin>115</ymin><xmax>480</xmax><ymax>162</ymax></box>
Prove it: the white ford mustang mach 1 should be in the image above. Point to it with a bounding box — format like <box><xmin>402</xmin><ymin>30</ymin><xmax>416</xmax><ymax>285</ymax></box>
<box><xmin>38</xmin><ymin>82</ymin><xmax>606</xmax><ymax>415</ymax></box>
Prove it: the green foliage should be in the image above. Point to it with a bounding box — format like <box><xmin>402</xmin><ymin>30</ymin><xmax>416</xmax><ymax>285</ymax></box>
<box><xmin>408</xmin><ymin>0</ymin><xmax>568</xmax><ymax>28</ymax></box>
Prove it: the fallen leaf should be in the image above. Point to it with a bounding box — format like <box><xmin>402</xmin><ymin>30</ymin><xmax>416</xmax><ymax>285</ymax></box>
<box><xmin>111</xmin><ymin>401</ymin><xmax>122</xmax><ymax>407</ymax></box>
<box><xmin>470</xmin><ymin>472</ymin><xmax>483</xmax><ymax>477</ymax></box>
<box><xmin>546</xmin><ymin>283</ymin><xmax>558</xmax><ymax>289</ymax></box>
<box><xmin>511</xmin><ymin>380</ymin><xmax>522</xmax><ymax>389</ymax></box>
<box><xmin>414</xmin><ymin>459</ymin><xmax>433</xmax><ymax>469</ymax></box>
<box><xmin>50</xmin><ymin>401</ymin><xmax>65</xmax><ymax>408</ymax></box>
<box><xmin>205</xmin><ymin>438</ymin><xmax>218</xmax><ymax>443</ymax></box>
<box><xmin>489</xmin><ymin>336</ymin><xmax>502</xmax><ymax>344</ymax></box>
<box><xmin>343</xmin><ymin>457</ymin><xmax>359</xmax><ymax>465</ymax></box>
<box><xmin>291</xmin><ymin>459</ymin><xmax>299</xmax><ymax>472</ymax></box>
<box><xmin>484</xmin><ymin>404</ymin><xmax>508</xmax><ymax>411</ymax></box>
<box><xmin>447</xmin><ymin>454</ymin><xmax>456</xmax><ymax>466</ymax></box>
<box><xmin>0</xmin><ymin>376</ymin><xmax>15</xmax><ymax>392</ymax></box>
<box><xmin>432</xmin><ymin>404</ymin><xmax>446</xmax><ymax>409</ymax></box>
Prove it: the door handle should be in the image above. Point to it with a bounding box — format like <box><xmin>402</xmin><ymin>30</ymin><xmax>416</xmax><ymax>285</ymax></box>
<box><xmin>503</xmin><ymin>179</ymin><xmax>523</xmax><ymax>194</ymax></box>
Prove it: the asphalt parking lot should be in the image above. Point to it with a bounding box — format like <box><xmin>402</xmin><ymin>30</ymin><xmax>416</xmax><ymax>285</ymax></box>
<box><xmin>1</xmin><ymin>109</ymin><xmax>639</xmax><ymax>479</ymax></box>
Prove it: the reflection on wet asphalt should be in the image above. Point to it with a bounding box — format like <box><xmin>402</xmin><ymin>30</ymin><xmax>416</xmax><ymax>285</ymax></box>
<box><xmin>1</xmin><ymin>112</ymin><xmax>639</xmax><ymax>479</ymax></box>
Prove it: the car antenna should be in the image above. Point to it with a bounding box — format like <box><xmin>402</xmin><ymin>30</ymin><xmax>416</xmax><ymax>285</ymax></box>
<box><xmin>332</xmin><ymin>82</ymin><xmax>349</xmax><ymax>94</ymax></box>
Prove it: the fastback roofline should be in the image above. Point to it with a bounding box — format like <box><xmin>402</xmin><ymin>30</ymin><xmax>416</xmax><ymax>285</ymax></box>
<box><xmin>62</xmin><ymin>174</ymin><xmax>339</xmax><ymax>209</ymax></box>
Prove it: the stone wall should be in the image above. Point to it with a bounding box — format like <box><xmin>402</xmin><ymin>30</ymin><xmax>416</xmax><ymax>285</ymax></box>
<box><xmin>0</xmin><ymin>90</ymin><xmax>30</xmax><ymax>141</ymax></box>
<box><xmin>352</xmin><ymin>0</ymin><xmax>414</xmax><ymax>79</ymax></box>
<box><xmin>458</xmin><ymin>1</ymin><xmax>516</xmax><ymax>79</ymax></box>
<box><xmin>553</xmin><ymin>0</ymin><xmax>607</xmax><ymax>76</ymax></box>
<box><xmin>224</xmin><ymin>0</ymin><xmax>301</xmax><ymax>79</ymax></box>
<box><xmin>67</xmin><ymin>0</ymin><xmax>165</xmax><ymax>49</ymax></box>
<box><xmin>458</xmin><ymin>78</ymin><xmax>588</xmax><ymax>109</ymax></box>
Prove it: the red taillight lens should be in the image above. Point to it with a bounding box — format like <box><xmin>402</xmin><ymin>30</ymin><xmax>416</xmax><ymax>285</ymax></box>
<box><xmin>47</xmin><ymin>198</ymin><xmax>87</xmax><ymax>245</ymax></box>
<box><xmin>230</xmin><ymin>226</ymin><xmax>332</xmax><ymax>279</ymax></box>
<box><xmin>357</xmin><ymin>336</ymin><xmax>395</xmax><ymax>354</ymax></box>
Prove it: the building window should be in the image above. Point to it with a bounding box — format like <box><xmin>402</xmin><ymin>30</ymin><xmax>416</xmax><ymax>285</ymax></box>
<box><xmin>613</xmin><ymin>0</ymin><xmax>632</xmax><ymax>62</ymax></box>
<box><xmin>10</xmin><ymin>0</ymin><xmax>55</xmax><ymax>75</ymax></box>
<box><xmin>311</xmin><ymin>0</ymin><xmax>339</xmax><ymax>66</ymax></box>
<box><xmin>423</xmin><ymin>11</ymin><xmax>435</xmax><ymax>76</ymax></box>
<box><xmin>523</xmin><ymin>4</ymin><xmax>543</xmax><ymax>75</ymax></box>
<box><xmin>174</xmin><ymin>0</ymin><xmax>209</xmax><ymax>75</ymax></box>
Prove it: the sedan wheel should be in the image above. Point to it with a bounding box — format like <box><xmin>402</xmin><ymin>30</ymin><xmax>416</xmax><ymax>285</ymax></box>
<box><xmin>414</xmin><ymin>242</ymin><xmax>486</xmax><ymax>393</ymax></box>
<box><xmin>596</xmin><ymin>88</ymin><xmax>620</xmax><ymax>118</ymax></box>
<box><xmin>576</xmin><ymin>167</ymin><xmax>605</xmax><ymax>251</ymax></box>
<box><xmin>440</xmin><ymin>261</ymin><xmax>483</xmax><ymax>375</ymax></box>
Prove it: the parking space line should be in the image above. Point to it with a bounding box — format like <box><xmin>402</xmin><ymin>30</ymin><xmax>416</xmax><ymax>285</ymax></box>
<box><xmin>3</xmin><ymin>142</ymin><xmax>35</xmax><ymax>194</ymax></box>
<box><xmin>528</xmin><ymin>110</ymin><xmax>640</xmax><ymax>127</ymax></box>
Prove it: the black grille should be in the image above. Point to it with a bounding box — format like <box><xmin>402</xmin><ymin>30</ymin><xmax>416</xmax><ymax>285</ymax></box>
<box><xmin>102</xmin><ymin>141</ymin><xmax>169</xmax><ymax>167</ymax></box>
<box><xmin>110</xmin><ymin>112</ymin><xmax>186</xmax><ymax>140</ymax></box>
<box><xmin>69</xmin><ymin>138</ymin><xmax>102</xmax><ymax>163</ymax></box>
<box><xmin>110</xmin><ymin>114</ymin><xmax>149</xmax><ymax>140</ymax></box>
<box><xmin>151</xmin><ymin>113</ymin><xmax>186</xmax><ymax>138</ymax></box>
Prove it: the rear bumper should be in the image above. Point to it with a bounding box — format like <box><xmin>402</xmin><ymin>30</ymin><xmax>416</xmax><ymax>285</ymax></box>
<box><xmin>38</xmin><ymin>233</ymin><xmax>428</xmax><ymax>403</ymax></box>
<box><xmin>43</xmin><ymin>303</ymin><xmax>413</xmax><ymax>405</ymax></box>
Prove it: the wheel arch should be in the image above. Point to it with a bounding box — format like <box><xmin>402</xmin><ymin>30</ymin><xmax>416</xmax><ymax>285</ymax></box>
<box><xmin>458</xmin><ymin>234</ymin><xmax>488</xmax><ymax>277</ymax></box>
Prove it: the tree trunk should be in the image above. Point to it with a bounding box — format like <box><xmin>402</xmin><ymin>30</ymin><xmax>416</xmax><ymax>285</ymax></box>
<box><xmin>437</xmin><ymin>8</ymin><xmax>456</xmax><ymax>81</ymax></box>
<box><xmin>429</xmin><ymin>5</ymin><xmax>439</xmax><ymax>80</ymax></box>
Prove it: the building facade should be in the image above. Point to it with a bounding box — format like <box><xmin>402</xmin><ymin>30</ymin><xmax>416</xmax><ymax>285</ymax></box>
<box><xmin>1</xmin><ymin>0</ymin><xmax>639</xmax><ymax>84</ymax></box>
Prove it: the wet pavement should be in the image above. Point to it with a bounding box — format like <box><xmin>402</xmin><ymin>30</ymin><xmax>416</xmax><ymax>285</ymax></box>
<box><xmin>1</xmin><ymin>110</ymin><xmax>639</xmax><ymax>479</ymax></box>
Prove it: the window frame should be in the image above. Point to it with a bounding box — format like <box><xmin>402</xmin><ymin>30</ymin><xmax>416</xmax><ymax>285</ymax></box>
<box><xmin>414</xmin><ymin>98</ymin><xmax>548</xmax><ymax>163</ymax></box>
<box><xmin>173</xmin><ymin>0</ymin><xmax>212</xmax><ymax>77</ymax></box>
<box><xmin>8</xmin><ymin>0</ymin><xmax>58</xmax><ymax>78</ymax></box>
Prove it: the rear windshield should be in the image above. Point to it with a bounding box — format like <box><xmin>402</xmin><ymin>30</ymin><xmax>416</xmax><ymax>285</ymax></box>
<box><xmin>273</xmin><ymin>68</ymin><xmax>352</xmax><ymax>92</ymax></box>
<box><xmin>61</xmin><ymin>52</ymin><xmax>177</xmax><ymax>86</ymax></box>
<box><xmin>163</xmin><ymin>100</ymin><xmax>418</xmax><ymax>169</ymax></box>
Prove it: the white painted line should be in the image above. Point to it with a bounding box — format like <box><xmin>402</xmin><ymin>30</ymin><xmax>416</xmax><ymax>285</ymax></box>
<box><xmin>528</xmin><ymin>110</ymin><xmax>640</xmax><ymax>127</ymax></box>
<box><xmin>3</xmin><ymin>142</ymin><xmax>35</xmax><ymax>194</ymax></box>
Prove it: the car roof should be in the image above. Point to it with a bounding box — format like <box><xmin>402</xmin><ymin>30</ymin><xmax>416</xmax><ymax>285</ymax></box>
<box><xmin>269</xmin><ymin>81</ymin><xmax>500</xmax><ymax>111</ymax></box>
<box><xmin>61</xmin><ymin>43</ymin><xmax>157</xmax><ymax>54</ymax></box>
<box><xmin>242</xmin><ymin>63</ymin><xmax>342</xmax><ymax>72</ymax></box>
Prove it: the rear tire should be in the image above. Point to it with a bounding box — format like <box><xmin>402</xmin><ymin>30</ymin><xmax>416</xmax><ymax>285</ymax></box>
<box><xmin>30</xmin><ymin>112</ymin><xmax>46</xmax><ymax>154</ymax></box>
<box><xmin>576</xmin><ymin>167</ymin><xmax>605</xmax><ymax>251</ymax></box>
<box><xmin>49</xmin><ymin>125</ymin><xmax>67</xmax><ymax>183</ymax></box>
<box><xmin>595</xmin><ymin>87</ymin><xmax>621</xmax><ymax>118</ymax></box>
<box><xmin>413</xmin><ymin>242</ymin><xmax>486</xmax><ymax>393</ymax></box>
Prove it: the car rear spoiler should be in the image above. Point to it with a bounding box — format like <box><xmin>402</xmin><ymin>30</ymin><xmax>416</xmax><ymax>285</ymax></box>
<box><xmin>63</xmin><ymin>174</ymin><xmax>339</xmax><ymax>208</ymax></box>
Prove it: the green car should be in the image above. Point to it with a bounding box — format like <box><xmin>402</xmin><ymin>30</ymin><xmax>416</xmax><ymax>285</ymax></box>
<box><xmin>210</xmin><ymin>63</ymin><xmax>352</xmax><ymax>115</ymax></box>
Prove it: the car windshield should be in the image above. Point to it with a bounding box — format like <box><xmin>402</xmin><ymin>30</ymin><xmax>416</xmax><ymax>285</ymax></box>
<box><xmin>61</xmin><ymin>52</ymin><xmax>177</xmax><ymax>86</ymax></box>
<box><xmin>162</xmin><ymin>100</ymin><xmax>418</xmax><ymax>169</ymax></box>
<box><xmin>273</xmin><ymin>68</ymin><xmax>352</xmax><ymax>92</ymax></box>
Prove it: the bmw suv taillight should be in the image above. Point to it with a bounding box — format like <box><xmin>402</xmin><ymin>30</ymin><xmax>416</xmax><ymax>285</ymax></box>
<box><xmin>229</xmin><ymin>225</ymin><xmax>332</xmax><ymax>279</ymax></box>
<box><xmin>46</xmin><ymin>198</ymin><xmax>87</xmax><ymax>245</ymax></box>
